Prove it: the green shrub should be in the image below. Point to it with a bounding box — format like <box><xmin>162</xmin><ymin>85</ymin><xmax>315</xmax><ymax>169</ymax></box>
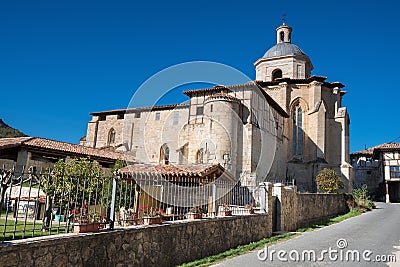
<box><xmin>315</xmin><ymin>168</ymin><xmax>344</xmax><ymax>193</ymax></box>
<box><xmin>353</xmin><ymin>184</ymin><xmax>376</xmax><ymax>210</ymax></box>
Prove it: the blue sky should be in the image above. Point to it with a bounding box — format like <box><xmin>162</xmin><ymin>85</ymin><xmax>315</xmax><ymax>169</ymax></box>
<box><xmin>0</xmin><ymin>0</ymin><xmax>399</xmax><ymax>152</ymax></box>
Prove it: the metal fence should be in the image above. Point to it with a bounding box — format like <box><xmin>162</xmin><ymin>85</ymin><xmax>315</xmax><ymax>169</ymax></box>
<box><xmin>1</xmin><ymin>165</ymin><xmax>256</xmax><ymax>242</ymax></box>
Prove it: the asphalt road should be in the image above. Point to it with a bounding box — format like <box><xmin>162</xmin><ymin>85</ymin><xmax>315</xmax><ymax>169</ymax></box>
<box><xmin>214</xmin><ymin>203</ymin><xmax>400</xmax><ymax>267</ymax></box>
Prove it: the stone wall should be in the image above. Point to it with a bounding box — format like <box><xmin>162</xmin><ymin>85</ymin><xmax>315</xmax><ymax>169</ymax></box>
<box><xmin>272</xmin><ymin>183</ymin><xmax>348</xmax><ymax>232</ymax></box>
<box><xmin>0</xmin><ymin>214</ymin><xmax>271</xmax><ymax>267</ymax></box>
<box><xmin>296</xmin><ymin>193</ymin><xmax>347</xmax><ymax>229</ymax></box>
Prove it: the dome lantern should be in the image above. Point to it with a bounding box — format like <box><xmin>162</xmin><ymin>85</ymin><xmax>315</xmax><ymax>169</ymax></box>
<box><xmin>276</xmin><ymin>23</ymin><xmax>292</xmax><ymax>44</ymax></box>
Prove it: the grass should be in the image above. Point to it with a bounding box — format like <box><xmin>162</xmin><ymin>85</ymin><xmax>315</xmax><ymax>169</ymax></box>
<box><xmin>0</xmin><ymin>217</ymin><xmax>71</xmax><ymax>241</ymax></box>
<box><xmin>296</xmin><ymin>208</ymin><xmax>363</xmax><ymax>232</ymax></box>
<box><xmin>178</xmin><ymin>208</ymin><xmax>363</xmax><ymax>267</ymax></box>
<box><xmin>178</xmin><ymin>232</ymin><xmax>297</xmax><ymax>267</ymax></box>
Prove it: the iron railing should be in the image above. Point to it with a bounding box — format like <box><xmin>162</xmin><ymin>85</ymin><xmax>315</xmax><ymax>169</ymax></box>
<box><xmin>1</xmin><ymin>165</ymin><xmax>257</xmax><ymax>242</ymax></box>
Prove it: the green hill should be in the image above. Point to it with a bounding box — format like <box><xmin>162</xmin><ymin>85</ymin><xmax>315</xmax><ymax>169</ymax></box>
<box><xmin>0</xmin><ymin>119</ymin><xmax>27</xmax><ymax>138</ymax></box>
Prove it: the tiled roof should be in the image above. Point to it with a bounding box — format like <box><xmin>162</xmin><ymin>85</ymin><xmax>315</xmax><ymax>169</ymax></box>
<box><xmin>352</xmin><ymin>143</ymin><xmax>400</xmax><ymax>157</ymax></box>
<box><xmin>90</xmin><ymin>104</ymin><xmax>189</xmax><ymax>116</ymax></box>
<box><xmin>0</xmin><ymin>137</ymin><xmax>134</xmax><ymax>162</ymax></box>
<box><xmin>0</xmin><ymin>137</ymin><xmax>32</xmax><ymax>149</ymax></box>
<box><xmin>351</xmin><ymin>147</ymin><xmax>375</xmax><ymax>156</ymax></box>
<box><xmin>206</xmin><ymin>92</ymin><xmax>241</xmax><ymax>102</ymax></box>
<box><xmin>183</xmin><ymin>85</ymin><xmax>229</xmax><ymax>95</ymax></box>
<box><xmin>256</xmin><ymin>76</ymin><xmax>345</xmax><ymax>89</ymax></box>
<box><xmin>375</xmin><ymin>143</ymin><xmax>400</xmax><ymax>149</ymax></box>
<box><xmin>120</xmin><ymin>163</ymin><xmax>226</xmax><ymax>177</ymax></box>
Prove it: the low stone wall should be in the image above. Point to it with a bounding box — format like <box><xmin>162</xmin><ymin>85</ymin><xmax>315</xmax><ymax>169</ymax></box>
<box><xmin>273</xmin><ymin>184</ymin><xmax>348</xmax><ymax>232</ymax></box>
<box><xmin>0</xmin><ymin>214</ymin><xmax>271</xmax><ymax>267</ymax></box>
<box><xmin>296</xmin><ymin>193</ymin><xmax>347</xmax><ymax>229</ymax></box>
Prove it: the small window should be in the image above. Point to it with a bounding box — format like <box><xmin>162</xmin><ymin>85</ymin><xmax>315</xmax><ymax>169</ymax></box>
<box><xmin>135</xmin><ymin>113</ymin><xmax>141</xmax><ymax>118</ymax></box>
<box><xmin>98</xmin><ymin>115</ymin><xmax>106</xmax><ymax>121</ymax></box>
<box><xmin>272</xmin><ymin>69</ymin><xmax>283</xmax><ymax>80</ymax></box>
<box><xmin>390</xmin><ymin>166</ymin><xmax>400</xmax><ymax>178</ymax></box>
<box><xmin>155</xmin><ymin>112</ymin><xmax>160</xmax><ymax>121</ymax></box>
<box><xmin>160</xmin><ymin>144</ymin><xmax>170</xmax><ymax>164</ymax></box>
<box><xmin>108</xmin><ymin>129</ymin><xmax>116</xmax><ymax>144</ymax></box>
<box><xmin>196</xmin><ymin>106</ymin><xmax>204</xmax><ymax>116</ymax></box>
<box><xmin>117</xmin><ymin>114</ymin><xmax>124</xmax><ymax>120</ymax></box>
<box><xmin>280</xmin><ymin>31</ymin><xmax>285</xmax><ymax>42</ymax></box>
<box><xmin>197</xmin><ymin>149</ymin><xmax>204</xmax><ymax>163</ymax></box>
<box><xmin>210</xmin><ymin>104</ymin><xmax>213</xmax><ymax>112</ymax></box>
<box><xmin>173</xmin><ymin>111</ymin><xmax>179</xmax><ymax>125</ymax></box>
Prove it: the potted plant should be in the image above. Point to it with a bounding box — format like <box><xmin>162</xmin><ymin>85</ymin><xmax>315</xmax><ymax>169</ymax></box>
<box><xmin>142</xmin><ymin>207</ymin><xmax>163</xmax><ymax>225</ymax></box>
<box><xmin>219</xmin><ymin>204</ymin><xmax>232</xmax><ymax>216</ymax></box>
<box><xmin>187</xmin><ymin>206</ymin><xmax>203</xmax><ymax>220</ymax></box>
<box><xmin>244</xmin><ymin>204</ymin><xmax>255</xmax><ymax>215</ymax></box>
<box><xmin>73</xmin><ymin>212</ymin><xmax>102</xmax><ymax>233</ymax></box>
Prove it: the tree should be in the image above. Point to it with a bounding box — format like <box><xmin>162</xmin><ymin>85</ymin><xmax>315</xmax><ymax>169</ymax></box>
<box><xmin>0</xmin><ymin>168</ymin><xmax>14</xmax><ymax>210</ymax></box>
<box><xmin>42</xmin><ymin>158</ymin><xmax>109</xmax><ymax>215</ymax></box>
<box><xmin>0</xmin><ymin>166</ymin><xmax>36</xmax><ymax>211</ymax></box>
<box><xmin>315</xmin><ymin>168</ymin><xmax>344</xmax><ymax>193</ymax></box>
<box><xmin>112</xmin><ymin>159</ymin><xmax>127</xmax><ymax>173</ymax></box>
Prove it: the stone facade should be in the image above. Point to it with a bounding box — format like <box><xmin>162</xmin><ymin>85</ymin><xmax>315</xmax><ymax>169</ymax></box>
<box><xmin>351</xmin><ymin>149</ymin><xmax>381</xmax><ymax>198</ymax></box>
<box><xmin>82</xmin><ymin>22</ymin><xmax>352</xmax><ymax>193</ymax></box>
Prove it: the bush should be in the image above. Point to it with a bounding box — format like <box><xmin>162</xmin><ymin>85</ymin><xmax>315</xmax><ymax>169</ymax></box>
<box><xmin>344</xmin><ymin>194</ymin><xmax>356</xmax><ymax>210</ymax></box>
<box><xmin>353</xmin><ymin>184</ymin><xmax>376</xmax><ymax>210</ymax></box>
<box><xmin>315</xmin><ymin>168</ymin><xmax>344</xmax><ymax>193</ymax></box>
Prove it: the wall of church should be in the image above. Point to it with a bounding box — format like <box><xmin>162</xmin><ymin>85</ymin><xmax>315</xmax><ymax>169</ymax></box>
<box><xmin>132</xmin><ymin>108</ymin><xmax>190</xmax><ymax>164</ymax></box>
<box><xmin>84</xmin><ymin>107</ymin><xmax>189</xmax><ymax>164</ymax></box>
<box><xmin>261</xmin><ymin>80</ymin><xmax>351</xmax><ymax>192</ymax></box>
<box><xmin>246</xmin><ymin>90</ymin><xmax>287</xmax><ymax>186</ymax></box>
<box><xmin>84</xmin><ymin>114</ymin><xmax>125</xmax><ymax>149</ymax></box>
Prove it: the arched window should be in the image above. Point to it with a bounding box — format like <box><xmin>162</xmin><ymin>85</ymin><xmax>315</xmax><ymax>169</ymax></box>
<box><xmin>178</xmin><ymin>143</ymin><xmax>189</xmax><ymax>164</ymax></box>
<box><xmin>292</xmin><ymin>105</ymin><xmax>303</xmax><ymax>156</ymax></box>
<box><xmin>272</xmin><ymin>69</ymin><xmax>282</xmax><ymax>80</ymax></box>
<box><xmin>280</xmin><ymin>31</ymin><xmax>285</xmax><ymax>42</ymax></box>
<box><xmin>160</xmin><ymin>144</ymin><xmax>170</xmax><ymax>164</ymax></box>
<box><xmin>108</xmin><ymin>128</ymin><xmax>116</xmax><ymax>145</ymax></box>
<box><xmin>196</xmin><ymin>149</ymin><xmax>204</xmax><ymax>164</ymax></box>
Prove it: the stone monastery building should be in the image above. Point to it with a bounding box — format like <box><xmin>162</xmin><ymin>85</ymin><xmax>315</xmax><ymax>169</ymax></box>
<box><xmin>82</xmin><ymin>23</ymin><xmax>352</xmax><ymax>192</ymax></box>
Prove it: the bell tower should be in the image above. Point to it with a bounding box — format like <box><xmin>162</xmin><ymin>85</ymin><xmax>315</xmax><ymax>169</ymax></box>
<box><xmin>254</xmin><ymin>22</ymin><xmax>313</xmax><ymax>81</ymax></box>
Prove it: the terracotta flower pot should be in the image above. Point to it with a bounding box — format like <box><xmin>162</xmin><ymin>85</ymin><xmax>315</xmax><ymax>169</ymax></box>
<box><xmin>73</xmin><ymin>222</ymin><xmax>101</xmax><ymax>233</ymax></box>
<box><xmin>187</xmin><ymin>212</ymin><xmax>202</xmax><ymax>220</ymax></box>
<box><xmin>143</xmin><ymin>216</ymin><xmax>162</xmax><ymax>225</ymax></box>
<box><xmin>245</xmin><ymin>209</ymin><xmax>255</xmax><ymax>214</ymax></box>
<box><xmin>220</xmin><ymin>210</ymin><xmax>232</xmax><ymax>216</ymax></box>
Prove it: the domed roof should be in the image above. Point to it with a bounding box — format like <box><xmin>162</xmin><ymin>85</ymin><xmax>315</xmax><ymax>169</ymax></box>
<box><xmin>263</xmin><ymin>43</ymin><xmax>305</xmax><ymax>59</ymax></box>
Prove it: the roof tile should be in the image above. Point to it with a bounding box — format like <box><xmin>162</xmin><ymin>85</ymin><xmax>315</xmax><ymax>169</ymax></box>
<box><xmin>0</xmin><ymin>137</ymin><xmax>134</xmax><ymax>162</ymax></box>
<box><xmin>120</xmin><ymin>163</ymin><xmax>224</xmax><ymax>177</ymax></box>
